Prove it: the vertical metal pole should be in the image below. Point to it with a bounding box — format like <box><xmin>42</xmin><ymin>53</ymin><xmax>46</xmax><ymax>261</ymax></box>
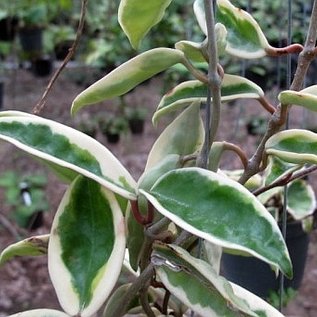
<box><xmin>279</xmin><ymin>0</ymin><xmax>292</xmax><ymax>312</ymax></box>
<box><xmin>232</xmin><ymin>0</ymin><xmax>251</xmax><ymax>140</ymax></box>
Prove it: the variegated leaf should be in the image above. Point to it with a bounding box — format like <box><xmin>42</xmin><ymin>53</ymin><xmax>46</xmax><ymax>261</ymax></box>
<box><xmin>220</xmin><ymin>169</ymin><xmax>262</xmax><ymax>191</ymax></box>
<box><xmin>265</xmin><ymin>129</ymin><xmax>317</xmax><ymax>165</ymax></box>
<box><xmin>175</xmin><ymin>39</ymin><xmax>207</xmax><ymax>63</ymax></box>
<box><xmin>287</xmin><ymin>180</ymin><xmax>316</xmax><ymax>221</ymax></box>
<box><xmin>193</xmin><ymin>0</ymin><xmax>207</xmax><ymax>35</ymax></box>
<box><xmin>71</xmin><ymin>48</ymin><xmax>185</xmax><ymax>114</ymax></box>
<box><xmin>264</xmin><ymin>156</ymin><xmax>302</xmax><ymax>186</ymax></box>
<box><xmin>141</xmin><ymin>168</ymin><xmax>292</xmax><ymax>278</ymax></box>
<box><xmin>9</xmin><ymin>309</ymin><xmax>70</xmax><ymax>317</ymax></box>
<box><xmin>203</xmin><ymin>241</ymin><xmax>222</xmax><ymax>274</ymax></box>
<box><xmin>216</xmin><ymin>0</ymin><xmax>270</xmax><ymax>58</ymax></box>
<box><xmin>147</xmin><ymin>102</ymin><xmax>204</xmax><ymax>170</ymax></box>
<box><xmin>0</xmin><ymin>112</ymin><xmax>137</xmax><ymax>199</ymax></box>
<box><xmin>48</xmin><ymin>176</ymin><xmax>126</xmax><ymax>317</ymax></box>
<box><xmin>118</xmin><ymin>0</ymin><xmax>173</xmax><ymax>49</ymax></box>
<box><xmin>216</xmin><ymin>0</ymin><xmax>302</xmax><ymax>58</ymax></box>
<box><xmin>153</xmin><ymin>243</ymin><xmax>284</xmax><ymax>317</ymax></box>
<box><xmin>279</xmin><ymin>85</ymin><xmax>317</xmax><ymax>111</ymax></box>
<box><xmin>153</xmin><ymin>74</ymin><xmax>263</xmax><ymax>124</ymax></box>
<box><xmin>0</xmin><ymin>234</ymin><xmax>49</xmax><ymax>266</ymax></box>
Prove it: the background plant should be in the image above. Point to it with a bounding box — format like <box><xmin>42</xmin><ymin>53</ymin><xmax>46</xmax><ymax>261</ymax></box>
<box><xmin>0</xmin><ymin>1</ymin><xmax>317</xmax><ymax>317</ymax></box>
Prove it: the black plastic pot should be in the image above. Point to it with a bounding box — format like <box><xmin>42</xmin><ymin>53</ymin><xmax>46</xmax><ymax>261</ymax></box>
<box><xmin>54</xmin><ymin>40</ymin><xmax>73</xmax><ymax>60</ymax></box>
<box><xmin>0</xmin><ymin>16</ymin><xmax>18</xmax><ymax>41</ymax></box>
<box><xmin>221</xmin><ymin>221</ymin><xmax>309</xmax><ymax>299</ymax></box>
<box><xmin>19</xmin><ymin>27</ymin><xmax>43</xmax><ymax>53</ymax></box>
<box><xmin>106</xmin><ymin>132</ymin><xmax>120</xmax><ymax>144</ymax></box>
<box><xmin>31</xmin><ymin>56</ymin><xmax>53</xmax><ymax>77</ymax></box>
<box><xmin>128</xmin><ymin>118</ymin><xmax>145</xmax><ymax>134</ymax></box>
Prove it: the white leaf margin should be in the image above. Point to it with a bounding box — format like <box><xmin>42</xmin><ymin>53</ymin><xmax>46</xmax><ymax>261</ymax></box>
<box><xmin>0</xmin><ymin>112</ymin><xmax>137</xmax><ymax>200</ymax></box>
<box><xmin>48</xmin><ymin>177</ymin><xmax>126</xmax><ymax>317</ymax></box>
<box><xmin>9</xmin><ymin>309</ymin><xmax>70</xmax><ymax>317</ymax></box>
<box><xmin>141</xmin><ymin>167</ymin><xmax>290</xmax><ymax>273</ymax></box>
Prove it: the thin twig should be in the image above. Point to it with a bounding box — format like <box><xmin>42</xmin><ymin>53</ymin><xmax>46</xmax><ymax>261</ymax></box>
<box><xmin>253</xmin><ymin>165</ymin><xmax>317</xmax><ymax>196</ymax></box>
<box><xmin>32</xmin><ymin>0</ymin><xmax>89</xmax><ymax>114</ymax></box>
<box><xmin>222</xmin><ymin>142</ymin><xmax>248</xmax><ymax>170</ymax></box>
<box><xmin>111</xmin><ymin>264</ymin><xmax>155</xmax><ymax>317</ymax></box>
<box><xmin>140</xmin><ymin>284</ymin><xmax>156</xmax><ymax>317</ymax></box>
<box><xmin>0</xmin><ymin>212</ymin><xmax>24</xmax><ymax>240</ymax></box>
<box><xmin>147</xmin><ymin>217</ymin><xmax>170</xmax><ymax>236</ymax></box>
<box><xmin>258</xmin><ymin>96</ymin><xmax>276</xmax><ymax>114</ymax></box>
<box><xmin>162</xmin><ymin>290</ymin><xmax>171</xmax><ymax>315</ymax></box>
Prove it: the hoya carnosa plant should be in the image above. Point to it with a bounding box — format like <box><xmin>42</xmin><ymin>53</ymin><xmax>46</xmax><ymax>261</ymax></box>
<box><xmin>1</xmin><ymin>0</ymin><xmax>317</xmax><ymax>316</ymax></box>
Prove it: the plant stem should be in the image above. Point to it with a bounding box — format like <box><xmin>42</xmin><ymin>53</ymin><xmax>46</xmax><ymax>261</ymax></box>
<box><xmin>111</xmin><ymin>264</ymin><xmax>155</xmax><ymax>317</ymax></box>
<box><xmin>140</xmin><ymin>284</ymin><xmax>156</xmax><ymax>317</ymax></box>
<box><xmin>239</xmin><ymin>0</ymin><xmax>317</xmax><ymax>185</ymax></box>
<box><xmin>222</xmin><ymin>142</ymin><xmax>248</xmax><ymax>169</ymax></box>
<box><xmin>182</xmin><ymin>58</ymin><xmax>208</xmax><ymax>84</ymax></box>
<box><xmin>33</xmin><ymin>0</ymin><xmax>88</xmax><ymax>114</ymax></box>
<box><xmin>253</xmin><ymin>165</ymin><xmax>317</xmax><ymax>196</ymax></box>
<box><xmin>197</xmin><ymin>0</ymin><xmax>222</xmax><ymax>168</ymax></box>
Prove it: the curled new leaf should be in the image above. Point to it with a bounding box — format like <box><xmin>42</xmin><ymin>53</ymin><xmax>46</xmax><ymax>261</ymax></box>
<box><xmin>279</xmin><ymin>85</ymin><xmax>317</xmax><ymax>111</ymax></box>
<box><xmin>71</xmin><ymin>48</ymin><xmax>185</xmax><ymax>114</ymax></box>
<box><xmin>0</xmin><ymin>112</ymin><xmax>137</xmax><ymax>200</ymax></box>
<box><xmin>265</xmin><ymin>129</ymin><xmax>317</xmax><ymax>165</ymax></box>
<box><xmin>0</xmin><ymin>234</ymin><xmax>49</xmax><ymax>266</ymax></box>
<box><xmin>153</xmin><ymin>74</ymin><xmax>263</xmax><ymax>124</ymax></box>
<box><xmin>49</xmin><ymin>176</ymin><xmax>126</xmax><ymax>317</ymax></box>
<box><xmin>118</xmin><ymin>0</ymin><xmax>172</xmax><ymax>49</ymax></box>
<box><xmin>141</xmin><ymin>168</ymin><xmax>292</xmax><ymax>278</ymax></box>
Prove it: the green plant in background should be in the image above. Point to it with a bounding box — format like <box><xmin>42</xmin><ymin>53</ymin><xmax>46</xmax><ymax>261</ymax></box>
<box><xmin>267</xmin><ymin>288</ymin><xmax>297</xmax><ymax>309</ymax></box>
<box><xmin>0</xmin><ymin>171</ymin><xmax>49</xmax><ymax>228</ymax></box>
<box><xmin>98</xmin><ymin>113</ymin><xmax>128</xmax><ymax>143</ymax></box>
<box><xmin>1</xmin><ymin>1</ymin><xmax>317</xmax><ymax>317</ymax></box>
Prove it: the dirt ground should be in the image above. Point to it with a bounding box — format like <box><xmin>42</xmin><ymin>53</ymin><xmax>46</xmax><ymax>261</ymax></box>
<box><xmin>0</xmin><ymin>66</ymin><xmax>316</xmax><ymax>316</ymax></box>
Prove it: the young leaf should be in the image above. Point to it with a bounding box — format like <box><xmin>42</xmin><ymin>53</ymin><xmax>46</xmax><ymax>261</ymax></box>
<box><xmin>0</xmin><ymin>234</ymin><xmax>49</xmax><ymax>266</ymax></box>
<box><xmin>9</xmin><ymin>309</ymin><xmax>70</xmax><ymax>317</ymax></box>
<box><xmin>48</xmin><ymin>176</ymin><xmax>126</xmax><ymax>317</ymax></box>
<box><xmin>279</xmin><ymin>85</ymin><xmax>317</xmax><ymax>111</ymax></box>
<box><xmin>153</xmin><ymin>243</ymin><xmax>284</xmax><ymax>317</ymax></box>
<box><xmin>71</xmin><ymin>48</ymin><xmax>185</xmax><ymax>114</ymax></box>
<box><xmin>287</xmin><ymin>180</ymin><xmax>316</xmax><ymax>221</ymax></box>
<box><xmin>153</xmin><ymin>74</ymin><xmax>263</xmax><ymax>124</ymax></box>
<box><xmin>0</xmin><ymin>113</ymin><xmax>137</xmax><ymax>200</ymax></box>
<box><xmin>175</xmin><ymin>39</ymin><xmax>207</xmax><ymax>63</ymax></box>
<box><xmin>147</xmin><ymin>102</ymin><xmax>204</xmax><ymax>170</ymax></box>
<box><xmin>216</xmin><ymin>0</ymin><xmax>270</xmax><ymax>58</ymax></box>
<box><xmin>141</xmin><ymin>168</ymin><xmax>292</xmax><ymax>278</ymax></box>
<box><xmin>265</xmin><ymin>129</ymin><xmax>317</xmax><ymax>165</ymax></box>
<box><xmin>264</xmin><ymin>156</ymin><xmax>302</xmax><ymax>186</ymax></box>
<box><xmin>118</xmin><ymin>0</ymin><xmax>173</xmax><ymax>49</ymax></box>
